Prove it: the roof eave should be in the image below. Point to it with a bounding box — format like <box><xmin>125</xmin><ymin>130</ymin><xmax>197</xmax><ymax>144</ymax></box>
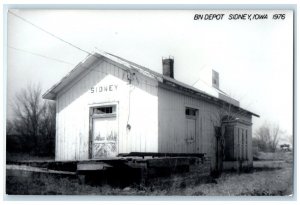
<box><xmin>160</xmin><ymin>79</ymin><xmax>260</xmax><ymax>118</ymax></box>
<box><xmin>42</xmin><ymin>91</ymin><xmax>56</xmax><ymax>100</ymax></box>
<box><xmin>42</xmin><ymin>53</ymin><xmax>103</xmax><ymax>101</ymax></box>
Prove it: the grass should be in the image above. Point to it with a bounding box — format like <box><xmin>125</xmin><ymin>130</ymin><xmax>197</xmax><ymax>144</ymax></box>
<box><xmin>6</xmin><ymin>152</ymin><xmax>293</xmax><ymax>196</ymax></box>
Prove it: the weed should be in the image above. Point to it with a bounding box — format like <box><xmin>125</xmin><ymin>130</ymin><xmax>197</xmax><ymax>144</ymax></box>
<box><xmin>6</xmin><ymin>157</ymin><xmax>293</xmax><ymax>196</ymax></box>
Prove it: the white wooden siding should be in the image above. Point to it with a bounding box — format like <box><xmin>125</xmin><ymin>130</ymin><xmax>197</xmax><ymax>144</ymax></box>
<box><xmin>56</xmin><ymin>60</ymin><xmax>158</xmax><ymax>161</ymax></box>
<box><xmin>157</xmin><ymin>86</ymin><xmax>253</xmax><ymax>167</ymax></box>
<box><xmin>158</xmin><ymin>87</ymin><xmax>216</xmax><ymax>154</ymax></box>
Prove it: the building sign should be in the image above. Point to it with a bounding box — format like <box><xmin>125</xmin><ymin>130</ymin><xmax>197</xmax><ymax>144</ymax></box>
<box><xmin>91</xmin><ymin>85</ymin><xmax>118</xmax><ymax>93</ymax></box>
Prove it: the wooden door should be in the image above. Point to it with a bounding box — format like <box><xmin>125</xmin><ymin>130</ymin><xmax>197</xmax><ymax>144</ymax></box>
<box><xmin>224</xmin><ymin>125</ymin><xmax>234</xmax><ymax>160</ymax></box>
<box><xmin>186</xmin><ymin>117</ymin><xmax>196</xmax><ymax>153</ymax></box>
<box><xmin>91</xmin><ymin>105</ymin><xmax>118</xmax><ymax>158</ymax></box>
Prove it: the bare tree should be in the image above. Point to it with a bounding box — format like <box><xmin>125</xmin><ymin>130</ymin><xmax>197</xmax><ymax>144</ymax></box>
<box><xmin>9</xmin><ymin>83</ymin><xmax>55</xmax><ymax>156</ymax></box>
<box><xmin>287</xmin><ymin>134</ymin><xmax>293</xmax><ymax>146</ymax></box>
<box><xmin>211</xmin><ymin>101</ymin><xmax>247</xmax><ymax>127</ymax></box>
<box><xmin>39</xmin><ymin>100</ymin><xmax>56</xmax><ymax>155</ymax></box>
<box><xmin>270</xmin><ymin>124</ymin><xmax>281</xmax><ymax>152</ymax></box>
<box><xmin>6</xmin><ymin>120</ymin><xmax>15</xmax><ymax>135</ymax></box>
<box><xmin>254</xmin><ymin>122</ymin><xmax>282</xmax><ymax>152</ymax></box>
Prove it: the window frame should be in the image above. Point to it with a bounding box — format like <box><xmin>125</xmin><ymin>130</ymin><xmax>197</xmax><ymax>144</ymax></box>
<box><xmin>185</xmin><ymin>107</ymin><xmax>198</xmax><ymax>119</ymax></box>
<box><xmin>91</xmin><ymin>105</ymin><xmax>117</xmax><ymax>119</ymax></box>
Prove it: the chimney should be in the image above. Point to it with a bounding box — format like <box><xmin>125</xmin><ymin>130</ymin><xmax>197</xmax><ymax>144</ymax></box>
<box><xmin>162</xmin><ymin>57</ymin><xmax>174</xmax><ymax>78</ymax></box>
<box><xmin>212</xmin><ymin>70</ymin><xmax>219</xmax><ymax>89</ymax></box>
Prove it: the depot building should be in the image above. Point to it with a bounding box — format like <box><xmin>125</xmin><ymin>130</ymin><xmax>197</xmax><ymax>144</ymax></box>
<box><xmin>43</xmin><ymin>51</ymin><xmax>259</xmax><ymax>170</ymax></box>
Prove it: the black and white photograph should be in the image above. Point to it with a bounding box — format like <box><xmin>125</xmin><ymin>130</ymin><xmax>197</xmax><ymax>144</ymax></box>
<box><xmin>4</xmin><ymin>6</ymin><xmax>294</xmax><ymax>197</ymax></box>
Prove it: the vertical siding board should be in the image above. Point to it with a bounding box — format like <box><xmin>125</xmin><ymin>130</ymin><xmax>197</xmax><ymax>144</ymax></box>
<box><xmin>78</xmin><ymin>77</ymin><xmax>84</xmax><ymax>160</ymax></box>
<box><xmin>61</xmin><ymin>96</ymin><xmax>65</xmax><ymax>160</ymax></box>
<box><xmin>63</xmin><ymin>87</ymin><xmax>68</xmax><ymax>160</ymax></box>
<box><xmin>172</xmin><ymin>91</ymin><xmax>175</xmax><ymax>152</ymax></box>
<box><xmin>61</xmin><ymin>94</ymin><xmax>64</xmax><ymax>160</ymax></box>
<box><xmin>69</xmin><ymin>91</ymin><xmax>73</xmax><ymax>160</ymax></box>
<box><xmin>72</xmin><ymin>87</ymin><xmax>76</xmax><ymax>160</ymax></box>
<box><xmin>57</xmin><ymin>97</ymin><xmax>60</xmax><ymax>160</ymax></box>
<box><xmin>248</xmin><ymin>122</ymin><xmax>253</xmax><ymax>164</ymax></box>
<box><xmin>120</xmin><ymin>96</ymin><xmax>124</xmax><ymax>154</ymax></box>
<box><xmin>69</xmin><ymin>89</ymin><xmax>73</xmax><ymax>159</ymax></box>
<box><xmin>160</xmin><ymin>89</ymin><xmax>164</xmax><ymax>152</ymax></box>
<box><xmin>58</xmin><ymin>97</ymin><xmax>62</xmax><ymax>160</ymax></box>
<box><xmin>62</xmin><ymin>94</ymin><xmax>66</xmax><ymax>160</ymax></box>
<box><xmin>70</xmin><ymin>90</ymin><xmax>74</xmax><ymax>160</ymax></box>
<box><xmin>234</xmin><ymin>126</ymin><xmax>237</xmax><ymax>160</ymax></box>
<box><xmin>78</xmin><ymin>84</ymin><xmax>82</xmax><ymax>159</ymax></box>
<box><xmin>157</xmin><ymin>88</ymin><xmax>161</xmax><ymax>152</ymax></box>
<box><xmin>80</xmin><ymin>74</ymin><xmax>85</xmax><ymax>160</ymax></box>
<box><xmin>66</xmin><ymin>91</ymin><xmax>70</xmax><ymax>160</ymax></box>
<box><xmin>56</xmin><ymin>97</ymin><xmax>60</xmax><ymax>160</ymax></box>
<box><xmin>67</xmin><ymin>91</ymin><xmax>71</xmax><ymax>160</ymax></box>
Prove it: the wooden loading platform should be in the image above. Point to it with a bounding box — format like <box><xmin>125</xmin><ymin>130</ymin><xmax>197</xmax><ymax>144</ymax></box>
<box><xmin>6</xmin><ymin>152</ymin><xmax>211</xmax><ymax>187</ymax></box>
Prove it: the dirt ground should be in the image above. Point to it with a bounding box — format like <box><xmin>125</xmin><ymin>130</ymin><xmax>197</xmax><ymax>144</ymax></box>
<box><xmin>6</xmin><ymin>151</ymin><xmax>293</xmax><ymax>196</ymax></box>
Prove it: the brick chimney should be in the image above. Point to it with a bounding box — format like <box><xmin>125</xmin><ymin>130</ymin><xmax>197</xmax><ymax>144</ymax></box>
<box><xmin>162</xmin><ymin>57</ymin><xmax>174</xmax><ymax>78</ymax></box>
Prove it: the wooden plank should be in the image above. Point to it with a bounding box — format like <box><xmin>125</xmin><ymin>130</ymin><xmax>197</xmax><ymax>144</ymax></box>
<box><xmin>6</xmin><ymin>165</ymin><xmax>76</xmax><ymax>175</ymax></box>
<box><xmin>77</xmin><ymin>163</ymin><xmax>112</xmax><ymax>171</ymax></box>
<box><xmin>147</xmin><ymin>157</ymin><xmax>190</xmax><ymax>168</ymax></box>
<box><xmin>118</xmin><ymin>152</ymin><xmax>205</xmax><ymax>158</ymax></box>
<box><xmin>126</xmin><ymin>161</ymin><xmax>147</xmax><ymax>169</ymax></box>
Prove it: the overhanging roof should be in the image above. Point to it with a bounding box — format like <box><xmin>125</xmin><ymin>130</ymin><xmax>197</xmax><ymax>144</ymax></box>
<box><xmin>42</xmin><ymin>51</ymin><xmax>259</xmax><ymax>118</ymax></box>
<box><xmin>42</xmin><ymin>53</ymin><xmax>102</xmax><ymax>100</ymax></box>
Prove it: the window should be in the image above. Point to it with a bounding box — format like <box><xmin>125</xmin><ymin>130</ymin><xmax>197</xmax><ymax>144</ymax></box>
<box><xmin>185</xmin><ymin>107</ymin><xmax>197</xmax><ymax>117</ymax></box>
<box><xmin>92</xmin><ymin>105</ymin><xmax>116</xmax><ymax>117</ymax></box>
<box><xmin>95</xmin><ymin>106</ymin><xmax>113</xmax><ymax>114</ymax></box>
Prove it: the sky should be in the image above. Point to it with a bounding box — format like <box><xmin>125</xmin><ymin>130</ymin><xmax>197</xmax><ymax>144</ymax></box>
<box><xmin>6</xmin><ymin>9</ymin><xmax>293</xmax><ymax>142</ymax></box>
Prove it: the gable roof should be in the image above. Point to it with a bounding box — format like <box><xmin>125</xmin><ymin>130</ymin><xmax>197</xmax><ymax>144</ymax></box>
<box><xmin>42</xmin><ymin>51</ymin><xmax>259</xmax><ymax>117</ymax></box>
